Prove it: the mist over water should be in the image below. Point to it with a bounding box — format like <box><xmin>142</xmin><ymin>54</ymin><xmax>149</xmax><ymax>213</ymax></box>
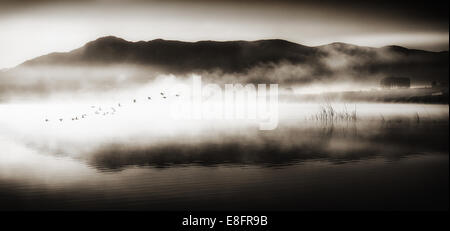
<box><xmin>0</xmin><ymin>81</ymin><xmax>448</xmax><ymax>209</ymax></box>
<box><xmin>0</xmin><ymin>54</ymin><xmax>448</xmax><ymax>210</ymax></box>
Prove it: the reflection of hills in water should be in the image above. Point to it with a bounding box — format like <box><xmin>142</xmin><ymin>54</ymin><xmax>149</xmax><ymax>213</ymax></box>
<box><xmin>88</xmin><ymin>121</ymin><xmax>449</xmax><ymax>171</ymax></box>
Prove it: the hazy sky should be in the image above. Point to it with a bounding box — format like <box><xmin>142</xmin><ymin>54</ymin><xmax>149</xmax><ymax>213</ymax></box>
<box><xmin>0</xmin><ymin>0</ymin><xmax>448</xmax><ymax>68</ymax></box>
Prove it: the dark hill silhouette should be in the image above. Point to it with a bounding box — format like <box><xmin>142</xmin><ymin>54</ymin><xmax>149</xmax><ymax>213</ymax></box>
<box><xmin>23</xmin><ymin>36</ymin><xmax>323</xmax><ymax>73</ymax></box>
<box><xmin>5</xmin><ymin>36</ymin><xmax>446</xmax><ymax>86</ymax></box>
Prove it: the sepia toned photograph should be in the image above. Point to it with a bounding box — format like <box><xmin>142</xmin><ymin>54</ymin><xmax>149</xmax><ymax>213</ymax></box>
<box><xmin>0</xmin><ymin>0</ymin><xmax>448</xmax><ymax>215</ymax></box>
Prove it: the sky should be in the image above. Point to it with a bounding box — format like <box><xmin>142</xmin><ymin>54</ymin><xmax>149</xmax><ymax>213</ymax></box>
<box><xmin>0</xmin><ymin>0</ymin><xmax>448</xmax><ymax>69</ymax></box>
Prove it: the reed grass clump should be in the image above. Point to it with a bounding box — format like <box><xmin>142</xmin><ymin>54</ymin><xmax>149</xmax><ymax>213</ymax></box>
<box><xmin>311</xmin><ymin>102</ymin><xmax>357</xmax><ymax>123</ymax></box>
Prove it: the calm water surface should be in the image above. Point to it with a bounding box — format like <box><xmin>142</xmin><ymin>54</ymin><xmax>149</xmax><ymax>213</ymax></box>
<box><xmin>0</xmin><ymin>102</ymin><xmax>448</xmax><ymax>210</ymax></box>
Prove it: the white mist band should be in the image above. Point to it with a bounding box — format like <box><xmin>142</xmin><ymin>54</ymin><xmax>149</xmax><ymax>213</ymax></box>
<box><xmin>169</xmin><ymin>75</ymin><xmax>279</xmax><ymax>130</ymax></box>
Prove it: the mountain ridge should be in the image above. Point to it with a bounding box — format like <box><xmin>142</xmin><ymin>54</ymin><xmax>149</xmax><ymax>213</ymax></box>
<box><xmin>22</xmin><ymin>36</ymin><xmax>447</xmax><ymax>68</ymax></box>
<box><xmin>5</xmin><ymin>36</ymin><xmax>448</xmax><ymax>86</ymax></box>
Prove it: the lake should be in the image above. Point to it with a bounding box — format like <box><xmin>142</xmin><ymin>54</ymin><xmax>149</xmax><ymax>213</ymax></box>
<box><xmin>0</xmin><ymin>101</ymin><xmax>448</xmax><ymax>210</ymax></box>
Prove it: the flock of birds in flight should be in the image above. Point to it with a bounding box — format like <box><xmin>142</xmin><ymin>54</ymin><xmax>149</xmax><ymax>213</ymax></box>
<box><xmin>44</xmin><ymin>92</ymin><xmax>180</xmax><ymax>123</ymax></box>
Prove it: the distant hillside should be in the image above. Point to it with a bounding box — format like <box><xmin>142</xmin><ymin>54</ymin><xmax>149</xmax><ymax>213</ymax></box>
<box><xmin>20</xmin><ymin>36</ymin><xmax>448</xmax><ymax>84</ymax></box>
<box><xmin>23</xmin><ymin>36</ymin><xmax>322</xmax><ymax>72</ymax></box>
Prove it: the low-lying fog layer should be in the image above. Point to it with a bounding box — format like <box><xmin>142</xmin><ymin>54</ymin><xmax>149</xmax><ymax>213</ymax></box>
<box><xmin>1</xmin><ymin>85</ymin><xmax>448</xmax><ymax>172</ymax></box>
<box><xmin>0</xmin><ymin>77</ymin><xmax>448</xmax><ymax>210</ymax></box>
<box><xmin>0</xmin><ymin>61</ymin><xmax>415</xmax><ymax>100</ymax></box>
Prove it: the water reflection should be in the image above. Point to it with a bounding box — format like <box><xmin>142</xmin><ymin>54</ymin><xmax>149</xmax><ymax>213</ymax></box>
<box><xmin>0</xmin><ymin>102</ymin><xmax>448</xmax><ymax>210</ymax></box>
<box><xmin>88</xmin><ymin>120</ymin><xmax>448</xmax><ymax>170</ymax></box>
